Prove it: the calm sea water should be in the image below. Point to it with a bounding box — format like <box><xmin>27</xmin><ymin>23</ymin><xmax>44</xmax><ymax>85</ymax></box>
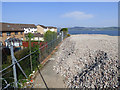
<box><xmin>68</xmin><ymin>30</ymin><xmax>119</xmax><ymax>36</ymax></box>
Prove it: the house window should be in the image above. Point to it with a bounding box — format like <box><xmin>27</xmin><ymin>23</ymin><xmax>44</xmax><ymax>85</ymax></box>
<box><xmin>0</xmin><ymin>32</ymin><xmax>2</xmax><ymax>37</ymax></box>
<box><xmin>21</xmin><ymin>37</ymin><xmax>23</xmax><ymax>40</ymax></box>
<box><xmin>15</xmin><ymin>32</ymin><xmax>18</xmax><ymax>35</ymax></box>
<box><xmin>7</xmin><ymin>32</ymin><xmax>11</xmax><ymax>36</ymax></box>
<box><xmin>21</xmin><ymin>32</ymin><xmax>23</xmax><ymax>35</ymax></box>
<box><xmin>12</xmin><ymin>28</ymin><xmax>14</xmax><ymax>30</ymax></box>
<box><xmin>7</xmin><ymin>25</ymin><xmax>10</xmax><ymax>27</ymax></box>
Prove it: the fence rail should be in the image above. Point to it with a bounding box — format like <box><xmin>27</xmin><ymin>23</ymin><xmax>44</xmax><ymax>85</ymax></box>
<box><xmin>1</xmin><ymin>32</ymin><xmax>67</xmax><ymax>89</ymax></box>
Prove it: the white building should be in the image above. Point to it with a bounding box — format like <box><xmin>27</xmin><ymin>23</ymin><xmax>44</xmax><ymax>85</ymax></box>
<box><xmin>31</xmin><ymin>33</ymin><xmax>44</xmax><ymax>41</ymax></box>
<box><xmin>24</xmin><ymin>27</ymin><xmax>37</xmax><ymax>33</ymax></box>
<box><xmin>22</xmin><ymin>24</ymin><xmax>37</xmax><ymax>34</ymax></box>
<box><xmin>44</xmin><ymin>27</ymin><xmax>56</xmax><ymax>32</ymax></box>
<box><xmin>37</xmin><ymin>25</ymin><xmax>57</xmax><ymax>34</ymax></box>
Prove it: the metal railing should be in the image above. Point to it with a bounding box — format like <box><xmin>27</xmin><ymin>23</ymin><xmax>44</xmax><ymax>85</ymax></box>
<box><xmin>1</xmin><ymin>31</ymin><xmax>67</xmax><ymax>89</ymax></box>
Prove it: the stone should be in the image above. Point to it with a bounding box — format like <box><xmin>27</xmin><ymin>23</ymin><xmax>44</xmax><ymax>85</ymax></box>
<box><xmin>53</xmin><ymin>35</ymin><xmax>118</xmax><ymax>88</ymax></box>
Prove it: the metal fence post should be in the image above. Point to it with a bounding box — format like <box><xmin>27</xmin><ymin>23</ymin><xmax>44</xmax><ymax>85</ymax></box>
<box><xmin>61</xmin><ymin>31</ymin><xmax>63</xmax><ymax>41</ymax></box>
<box><xmin>10</xmin><ymin>45</ymin><xmax>18</xmax><ymax>88</ymax></box>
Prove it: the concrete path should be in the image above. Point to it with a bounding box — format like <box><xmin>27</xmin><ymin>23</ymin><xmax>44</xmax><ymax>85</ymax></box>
<box><xmin>33</xmin><ymin>54</ymin><xmax>65</xmax><ymax>88</ymax></box>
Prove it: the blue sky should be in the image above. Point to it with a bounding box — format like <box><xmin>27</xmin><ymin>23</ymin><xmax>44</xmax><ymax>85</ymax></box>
<box><xmin>2</xmin><ymin>2</ymin><xmax>118</xmax><ymax>27</ymax></box>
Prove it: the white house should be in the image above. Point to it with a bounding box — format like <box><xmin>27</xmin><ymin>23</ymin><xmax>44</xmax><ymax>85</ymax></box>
<box><xmin>22</xmin><ymin>24</ymin><xmax>37</xmax><ymax>34</ymax></box>
<box><xmin>31</xmin><ymin>33</ymin><xmax>44</xmax><ymax>41</ymax></box>
<box><xmin>44</xmin><ymin>27</ymin><xmax>56</xmax><ymax>32</ymax></box>
<box><xmin>37</xmin><ymin>25</ymin><xmax>57</xmax><ymax>34</ymax></box>
<box><xmin>25</xmin><ymin>33</ymin><xmax>44</xmax><ymax>41</ymax></box>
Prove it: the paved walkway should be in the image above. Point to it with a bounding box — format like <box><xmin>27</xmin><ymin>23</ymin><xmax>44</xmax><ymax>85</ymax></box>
<box><xmin>33</xmin><ymin>54</ymin><xmax>65</xmax><ymax>88</ymax></box>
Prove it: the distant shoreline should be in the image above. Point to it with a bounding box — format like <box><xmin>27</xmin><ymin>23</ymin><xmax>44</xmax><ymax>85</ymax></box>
<box><xmin>67</xmin><ymin>30</ymin><xmax>119</xmax><ymax>36</ymax></box>
<box><xmin>67</xmin><ymin>27</ymin><xmax>118</xmax><ymax>31</ymax></box>
<box><xmin>68</xmin><ymin>29</ymin><xmax>119</xmax><ymax>31</ymax></box>
<box><xmin>70</xmin><ymin>34</ymin><xmax>120</xmax><ymax>37</ymax></box>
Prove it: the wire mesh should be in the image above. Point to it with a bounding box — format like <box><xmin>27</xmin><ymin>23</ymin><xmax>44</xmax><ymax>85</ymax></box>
<box><xmin>1</xmin><ymin>33</ymin><xmax>65</xmax><ymax>89</ymax></box>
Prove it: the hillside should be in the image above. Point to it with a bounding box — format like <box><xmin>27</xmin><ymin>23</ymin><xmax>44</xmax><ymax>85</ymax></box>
<box><xmin>68</xmin><ymin>27</ymin><xmax>118</xmax><ymax>31</ymax></box>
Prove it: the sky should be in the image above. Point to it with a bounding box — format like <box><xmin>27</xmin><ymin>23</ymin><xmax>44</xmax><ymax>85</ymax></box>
<box><xmin>1</xmin><ymin>0</ymin><xmax>120</xmax><ymax>2</ymax></box>
<box><xmin>2</xmin><ymin>2</ymin><xmax>118</xmax><ymax>27</ymax></box>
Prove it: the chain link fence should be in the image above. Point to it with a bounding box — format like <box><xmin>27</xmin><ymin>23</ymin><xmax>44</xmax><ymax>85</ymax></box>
<box><xmin>1</xmin><ymin>31</ymin><xmax>67</xmax><ymax>89</ymax></box>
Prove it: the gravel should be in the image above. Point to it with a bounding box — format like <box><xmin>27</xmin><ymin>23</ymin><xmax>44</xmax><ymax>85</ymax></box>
<box><xmin>53</xmin><ymin>34</ymin><xmax>119</xmax><ymax>88</ymax></box>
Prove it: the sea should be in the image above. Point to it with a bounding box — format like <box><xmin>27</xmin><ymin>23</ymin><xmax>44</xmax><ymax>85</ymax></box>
<box><xmin>68</xmin><ymin>30</ymin><xmax>120</xmax><ymax>36</ymax></box>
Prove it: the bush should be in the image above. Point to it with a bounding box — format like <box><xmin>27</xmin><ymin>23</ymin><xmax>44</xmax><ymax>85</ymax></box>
<box><xmin>60</xmin><ymin>28</ymin><xmax>68</xmax><ymax>32</ymax></box>
<box><xmin>2</xmin><ymin>48</ymin><xmax>11</xmax><ymax>64</ymax></box>
<box><xmin>44</xmin><ymin>30</ymin><xmax>57</xmax><ymax>43</ymax></box>
<box><xmin>31</xmin><ymin>44</ymin><xmax>40</xmax><ymax>70</ymax></box>
<box><xmin>2</xmin><ymin>48</ymin><xmax>30</xmax><ymax>87</ymax></box>
<box><xmin>2</xmin><ymin>46</ymin><xmax>40</xmax><ymax>88</ymax></box>
<box><xmin>60</xmin><ymin>28</ymin><xmax>68</xmax><ymax>38</ymax></box>
<box><xmin>67</xmin><ymin>34</ymin><xmax>71</xmax><ymax>37</ymax></box>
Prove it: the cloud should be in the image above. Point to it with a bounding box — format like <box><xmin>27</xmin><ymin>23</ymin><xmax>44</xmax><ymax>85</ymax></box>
<box><xmin>61</xmin><ymin>11</ymin><xmax>94</xmax><ymax>20</ymax></box>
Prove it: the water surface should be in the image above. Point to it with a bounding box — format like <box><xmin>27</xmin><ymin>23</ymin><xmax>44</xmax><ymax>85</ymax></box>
<box><xmin>68</xmin><ymin>30</ymin><xmax>119</xmax><ymax>36</ymax></box>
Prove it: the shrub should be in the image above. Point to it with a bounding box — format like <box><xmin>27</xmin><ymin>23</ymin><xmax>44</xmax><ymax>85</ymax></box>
<box><xmin>44</xmin><ymin>30</ymin><xmax>57</xmax><ymax>43</ymax></box>
<box><xmin>60</xmin><ymin>28</ymin><xmax>68</xmax><ymax>32</ymax></box>
<box><xmin>67</xmin><ymin>34</ymin><xmax>71</xmax><ymax>37</ymax></box>
<box><xmin>60</xmin><ymin>28</ymin><xmax>68</xmax><ymax>38</ymax></box>
<box><xmin>25</xmin><ymin>33</ymin><xmax>34</xmax><ymax>41</ymax></box>
<box><xmin>2</xmin><ymin>48</ymin><xmax>30</xmax><ymax>87</ymax></box>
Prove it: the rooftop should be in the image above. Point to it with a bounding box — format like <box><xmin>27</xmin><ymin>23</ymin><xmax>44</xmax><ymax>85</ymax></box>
<box><xmin>0</xmin><ymin>22</ymin><xmax>36</xmax><ymax>32</ymax></box>
<box><xmin>37</xmin><ymin>24</ymin><xmax>57</xmax><ymax>29</ymax></box>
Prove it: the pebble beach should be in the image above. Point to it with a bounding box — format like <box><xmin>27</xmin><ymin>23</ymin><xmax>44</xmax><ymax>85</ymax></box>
<box><xmin>53</xmin><ymin>34</ymin><xmax>119</xmax><ymax>88</ymax></box>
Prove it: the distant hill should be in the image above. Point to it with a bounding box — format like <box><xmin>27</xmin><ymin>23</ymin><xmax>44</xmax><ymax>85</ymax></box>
<box><xmin>57</xmin><ymin>27</ymin><xmax>118</xmax><ymax>32</ymax></box>
<box><xmin>68</xmin><ymin>27</ymin><xmax>118</xmax><ymax>31</ymax></box>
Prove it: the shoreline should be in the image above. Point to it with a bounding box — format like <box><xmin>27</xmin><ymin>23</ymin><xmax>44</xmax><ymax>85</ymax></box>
<box><xmin>70</xmin><ymin>34</ymin><xmax>120</xmax><ymax>37</ymax></box>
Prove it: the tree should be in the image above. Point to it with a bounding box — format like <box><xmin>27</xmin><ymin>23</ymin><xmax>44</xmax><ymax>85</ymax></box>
<box><xmin>60</xmin><ymin>28</ymin><xmax>68</xmax><ymax>32</ymax></box>
<box><xmin>60</xmin><ymin>28</ymin><xmax>68</xmax><ymax>38</ymax></box>
<box><xmin>44</xmin><ymin>30</ymin><xmax>57</xmax><ymax>43</ymax></box>
<box><xmin>44</xmin><ymin>30</ymin><xmax>57</xmax><ymax>54</ymax></box>
<box><xmin>25</xmin><ymin>33</ymin><xmax>34</xmax><ymax>72</ymax></box>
